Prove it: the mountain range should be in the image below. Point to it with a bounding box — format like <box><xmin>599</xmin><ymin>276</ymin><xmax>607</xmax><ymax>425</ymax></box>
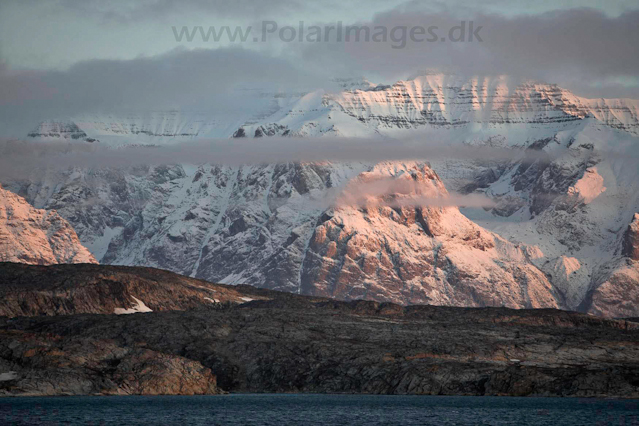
<box><xmin>3</xmin><ymin>74</ymin><xmax>639</xmax><ymax>317</ymax></box>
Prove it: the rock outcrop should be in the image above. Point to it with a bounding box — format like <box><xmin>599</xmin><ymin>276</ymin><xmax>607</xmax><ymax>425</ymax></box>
<box><xmin>0</xmin><ymin>185</ymin><xmax>96</xmax><ymax>265</ymax></box>
<box><xmin>235</xmin><ymin>75</ymin><xmax>639</xmax><ymax>137</ymax></box>
<box><xmin>584</xmin><ymin>258</ymin><xmax>639</xmax><ymax>318</ymax></box>
<box><xmin>4</xmin><ymin>162</ymin><xmax>561</xmax><ymax>310</ymax></box>
<box><xmin>27</xmin><ymin>120</ymin><xmax>91</xmax><ymax>142</ymax></box>
<box><xmin>579</xmin><ymin>214</ymin><xmax>639</xmax><ymax>318</ymax></box>
<box><xmin>622</xmin><ymin>213</ymin><xmax>639</xmax><ymax>261</ymax></box>
<box><xmin>0</xmin><ymin>331</ymin><xmax>220</xmax><ymax>396</ymax></box>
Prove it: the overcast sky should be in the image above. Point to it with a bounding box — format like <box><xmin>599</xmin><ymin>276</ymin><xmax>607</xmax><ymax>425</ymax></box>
<box><xmin>1</xmin><ymin>0</ymin><xmax>638</xmax><ymax>136</ymax></box>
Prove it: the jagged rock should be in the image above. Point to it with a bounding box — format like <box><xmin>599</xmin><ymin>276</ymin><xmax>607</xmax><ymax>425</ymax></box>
<box><xmin>622</xmin><ymin>214</ymin><xmax>639</xmax><ymax>261</ymax></box>
<box><xmin>0</xmin><ymin>185</ymin><xmax>96</xmax><ymax>265</ymax></box>
<box><xmin>232</xmin><ymin>128</ymin><xmax>246</xmax><ymax>138</ymax></box>
<box><xmin>254</xmin><ymin>124</ymin><xmax>288</xmax><ymax>137</ymax></box>
<box><xmin>300</xmin><ymin>162</ymin><xmax>558</xmax><ymax>308</ymax></box>
<box><xmin>579</xmin><ymin>214</ymin><xmax>639</xmax><ymax>318</ymax></box>
<box><xmin>27</xmin><ymin>120</ymin><xmax>88</xmax><ymax>141</ymax></box>
<box><xmin>26</xmin><ymin>76</ymin><xmax>639</xmax><ymax>143</ymax></box>
<box><xmin>581</xmin><ymin>258</ymin><xmax>639</xmax><ymax>318</ymax></box>
<box><xmin>327</xmin><ymin>76</ymin><xmax>639</xmax><ymax>134</ymax></box>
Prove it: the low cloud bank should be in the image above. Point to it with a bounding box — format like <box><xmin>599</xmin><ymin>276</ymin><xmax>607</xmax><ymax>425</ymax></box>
<box><xmin>0</xmin><ymin>135</ymin><xmax>570</xmax><ymax>180</ymax></box>
<box><xmin>335</xmin><ymin>176</ymin><xmax>496</xmax><ymax>209</ymax></box>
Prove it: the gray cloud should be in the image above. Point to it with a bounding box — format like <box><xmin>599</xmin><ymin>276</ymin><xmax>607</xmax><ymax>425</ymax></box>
<box><xmin>0</xmin><ymin>47</ymin><xmax>325</xmax><ymax>136</ymax></box>
<box><xmin>11</xmin><ymin>0</ymin><xmax>637</xmax><ymax>23</ymax></box>
<box><xmin>4</xmin><ymin>135</ymin><xmax>616</xmax><ymax>210</ymax></box>
<box><xmin>1</xmin><ymin>4</ymin><xmax>639</xmax><ymax>138</ymax></box>
<box><xmin>0</xmin><ymin>134</ymin><xmax>609</xmax><ymax>181</ymax></box>
<box><xmin>55</xmin><ymin>0</ymin><xmax>306</xmax><ymax>23</ymax></box>
<box><xmin>0</xmin><ymin>136</ymin><xmax>508</xmax><ymax>210</ymax></box>
<box><xmin>335</xmin><ymin>176</ymin><xmax>496</xmax><ymax>209</ymax></box>
<box><xmin>294</xmin><ymin>8</ymin><xmax>639</xmax><ymax>96</ymax></box>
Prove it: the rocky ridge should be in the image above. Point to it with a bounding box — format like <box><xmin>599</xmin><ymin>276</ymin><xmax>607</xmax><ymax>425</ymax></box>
<box><xmin>0</xmin><ymin>262</ymin><xmax>274</xmax><ymax>317</ymax></box>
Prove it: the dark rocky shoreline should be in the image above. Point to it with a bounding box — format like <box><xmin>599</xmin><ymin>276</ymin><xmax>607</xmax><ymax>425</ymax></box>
<box><xmin>0</xmin><ymin>263</ymin><xmax>638</xmax><ymax>398</ymax></box>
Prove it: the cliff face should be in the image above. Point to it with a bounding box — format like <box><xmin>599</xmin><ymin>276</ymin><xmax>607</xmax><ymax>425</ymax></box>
<box><xmin>26</xmin><ymin>76</ymin><xmax>639</xmax><ymax>142</ymax></box>
<box><xmin>233</xmin><ymin>75</ymin><xmax>639</xmax><ymax>137</ymax></box>
<box><xmin>329</xmin><ymin>76</ymin><xmax>639</xmax><ymax>134</ymax></box>
<box><xmin>623</xmin><ymin>214</ymin><xmax>639</xmax><ymax>261</ymax></box>
<box><xmin>300</xmin><ymin>162</ymin><xmax>558</xmax><ymax>308</ymax></box>
<box><xmin>3</xmin><ymin>163</ymin><xmax>559</xmax><ymax>310</ymax></box>
<box><xmin>0</xmin><ymin>185</ymin><xmax>96</xmax><ymax>265</ymax></box>
<box><xmin>0</xmin><ymin>331</ymin><xmax>221</xmax><ymax>396</ymax></box>
<box><xmin>27</xmin><ymin>120</ymin><xmax>89</xmax><ymax>141</ymax></box>
<box><xmin>584</xmin><ymin>258</ymin><xmax>639</xmax><ymax>318</ymax></box>
<box><xmin>1</xmin><ymin>277</ymin><xmax>638</xmax><ymax>397</ymax></box>
<box><xmin>6</xmin><ymin>143</ymin><xmax>638</xmax><ymax>317</ymax></box>
<box><xmin>579</xmin><ymin>213</ymin><xmax>639</xmax><ymax>318</ymax></box>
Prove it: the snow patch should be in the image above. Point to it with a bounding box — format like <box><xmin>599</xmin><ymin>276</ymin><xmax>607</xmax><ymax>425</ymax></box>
<box><xmin>84</xmin><ymin>226</ymin><xmax>123</xmax><ymax>262</ymax></box>
<box><xmin>0</xmin><ymin>372</ymin><xmax>18</xmax><ymax>381</ymax></box>
<box><xmin>552</xmin><ymin>256</ymin><xmax>582</xmax><ymax>280</ymax></box>
<box><xmin>219</xmin><ymin>272</ymin><xmax>245</xmax><ymax>284</ymax></box>
<box><xmin>568</xmin><ymin>167</ymin><xmax>606</xmax><ymax>205</ymax></box>
<box><xmin>114</xmin><ymin>296</ymin><xmax>153</xmax><ymax>315</ymax></box>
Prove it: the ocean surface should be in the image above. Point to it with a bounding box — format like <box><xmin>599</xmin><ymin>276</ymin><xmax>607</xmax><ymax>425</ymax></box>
<box><xmin>1</xmin><ymin>394</ymin><xmax>637</xmax><ymax>425</ymax></box>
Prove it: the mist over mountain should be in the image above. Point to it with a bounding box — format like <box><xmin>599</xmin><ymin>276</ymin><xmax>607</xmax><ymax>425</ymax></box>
<box><xmin>1</xmin><ymin>74</ymin><xmax>637</xmax><ymax>318</ymax></box>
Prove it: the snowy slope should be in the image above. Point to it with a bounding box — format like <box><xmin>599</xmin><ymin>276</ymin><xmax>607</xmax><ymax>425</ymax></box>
<box><xmin>459</xmin><ymin>120</ymin><xmax>639</xmax><ymax>315</ymax></box>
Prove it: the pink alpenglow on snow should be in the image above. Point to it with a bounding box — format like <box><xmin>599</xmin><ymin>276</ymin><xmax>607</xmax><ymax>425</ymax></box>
<box><xmin>0</xmin><ymin>184</ymin><xmax>97</xmax><ymax>265</ymax></box>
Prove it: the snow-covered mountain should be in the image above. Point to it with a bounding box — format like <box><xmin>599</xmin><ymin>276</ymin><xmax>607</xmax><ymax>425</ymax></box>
<box><xmin>0</xmin><ymin>184</ymin><xmax>96</xmax><ymax>265</ymax></box>
<box><xmin>9</xmin><ymin>74</ymin><xmax>639</xmax><ymax>316</ymax></box>
<box><xmin>233</xmin><ymin>75</ymin><xmax>639</xmax><ymax>138</ymax></box>
<box><xmin>28</xmin><ymin>75</ymin><xmax>639</xmax><ymax>143</ymax></box>
<box><xmin>26</xmin><ymin>89</ymin><xmax>306</xmax><ymax>145</ymax></box>
<box><xmin>299</xmin><ymin>161</ymin><xmax>559</xmax><ymax>308</ymax></box>
<box><xmin>460</xmin><ymin>120</ymin><xmax>639</xmax><ymax>316</ymax></box>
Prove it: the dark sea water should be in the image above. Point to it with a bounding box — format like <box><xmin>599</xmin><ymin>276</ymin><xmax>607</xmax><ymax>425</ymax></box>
<box><xmin>1</xmin><ymin>394</ymin><xmax>637</xmax><ymax>426</ymax></box>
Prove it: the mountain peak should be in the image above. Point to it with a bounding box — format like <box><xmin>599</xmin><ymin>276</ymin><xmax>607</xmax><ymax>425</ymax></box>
<box><xmin>0</xmin><ymin>186</ymin><xmax>97</xmax><ymax>265</ymax></box>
